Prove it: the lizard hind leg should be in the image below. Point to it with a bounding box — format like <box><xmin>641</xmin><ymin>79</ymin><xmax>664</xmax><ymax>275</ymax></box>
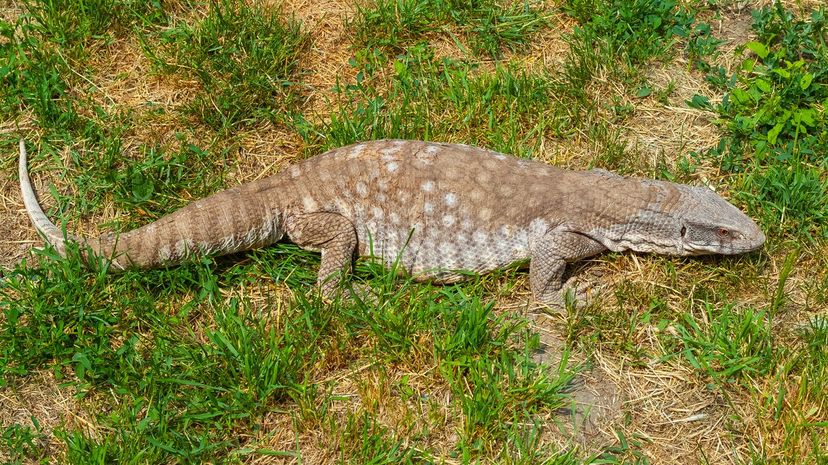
<box><xmin>285</xmin><ymin>212</ymin><xmax>359</xmax><ymax>298</ymax></box>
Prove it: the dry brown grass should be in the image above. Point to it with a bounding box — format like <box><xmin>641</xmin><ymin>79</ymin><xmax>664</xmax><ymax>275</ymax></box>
<box><xmin>621</xmin><ymin>62</ymin><xmax>722</xmax><ymax>169</ymax></box>
<box><xmin>280</xmin><ymin>0</ymin><xmax>359</xmax><ymax>116</ymax></box>
<box><xmin>0</xmin><ymin>370</ymin><xmax>98</xmax><ymax>462</ymax></box>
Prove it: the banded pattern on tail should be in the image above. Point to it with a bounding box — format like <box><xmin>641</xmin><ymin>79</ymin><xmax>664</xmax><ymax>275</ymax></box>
<box><xmin>19</xmin><ymin>141</ymin><xmax>285</xmax><ymax>269</ymax></box>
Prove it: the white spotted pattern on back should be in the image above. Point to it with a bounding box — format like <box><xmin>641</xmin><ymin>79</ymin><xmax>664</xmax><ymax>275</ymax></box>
<box><xmin>275</xmin><ymin>139</ymin><xmax>611</xmax><ymax>283</ymax></box>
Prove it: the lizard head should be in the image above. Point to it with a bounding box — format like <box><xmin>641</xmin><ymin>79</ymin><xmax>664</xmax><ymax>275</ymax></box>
<box><xmin>675</xmin><ymin>185</ymin><xmax>766</xmax><ymax>256</ymax></box>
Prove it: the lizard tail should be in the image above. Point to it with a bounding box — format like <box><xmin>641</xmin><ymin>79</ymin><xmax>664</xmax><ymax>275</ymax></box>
<box><xmin>19</xmin><ymin>140</ymin><xmax>285</xmax><ymax>270</ymax></box>
<box><xmin>19</xmin><ymin>140</ymin><xmax>70</xmax><ymax>255</ymax></box>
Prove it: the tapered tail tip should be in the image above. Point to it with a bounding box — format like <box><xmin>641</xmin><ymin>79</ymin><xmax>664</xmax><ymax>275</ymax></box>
<box><xmin>18</xmin><ymin>139</ymin><xmax>67</xmax><ymax>252</ymax></box>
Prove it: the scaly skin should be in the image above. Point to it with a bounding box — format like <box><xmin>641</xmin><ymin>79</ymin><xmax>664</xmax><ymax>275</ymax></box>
<box><xmin>19</xmin><ymin>139</ymin><xmax>766</xmax><ymax>303</ymax></box>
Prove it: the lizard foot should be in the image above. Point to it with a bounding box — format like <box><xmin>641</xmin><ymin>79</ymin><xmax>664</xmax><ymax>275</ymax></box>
<box><xmin>320</xmin><ymin>280</ymin><xmax>379</xmax><ymax>306</ymax></box>
<box><xmin>318</xmin><ymin>282</ymin><xmax>378</xmax><ymax>307</ymax></box>
<box><xmin>543</xmin><ymin>277</ymin><xmax>606</xmax><ymax>311</ymax></box>
<box><xmin>346</xmin><ymin>282</ymin><xmax>379</xmax><ymax>306</ymax></box>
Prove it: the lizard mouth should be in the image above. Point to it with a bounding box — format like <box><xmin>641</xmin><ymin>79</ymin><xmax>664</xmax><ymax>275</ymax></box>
<box><xmin>682</xmin><ymin>244</ymin><xmax>716</xmax><ymax>256</ymax></box>
<box><xmin>684</xmin><ymin>239</ymin><xmax>763</xmax><ymax>256</ymax></box>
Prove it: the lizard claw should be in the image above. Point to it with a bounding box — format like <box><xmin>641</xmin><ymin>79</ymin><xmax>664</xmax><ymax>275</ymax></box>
<box><xmin>539</xmin><ymin>280</ymin><xmax>604</xmax><ymax>311</ymax></box>
<box><xmin>347</xmin><ymin>282</ymin><xmax>379</xmax><ymax>306</ymax></box>
<box><xmin>567</xmin><ymin>281</ymin><xmax>606</xmax><ymax>308</ymax></box>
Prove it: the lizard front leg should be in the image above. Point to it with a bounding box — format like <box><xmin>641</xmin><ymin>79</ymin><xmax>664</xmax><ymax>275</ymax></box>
<box><xmin>285</xmin><ymin>212</ymin><xmax>358</xmax><ymax>297</ymax></box>
<box><xmin>530</xmin><ymin>229</ymin><xmax>607</xmax><ymax>306</ymax></box>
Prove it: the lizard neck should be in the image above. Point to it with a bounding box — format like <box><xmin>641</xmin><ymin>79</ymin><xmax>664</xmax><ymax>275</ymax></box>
<box><xmin>587</xmin><ymin>179</ymin><xmax>687</xmax><ymax>255</ymax></box>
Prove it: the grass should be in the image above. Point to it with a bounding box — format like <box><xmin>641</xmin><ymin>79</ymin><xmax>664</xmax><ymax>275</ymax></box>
<box><xmin>561</xmin><ymin>0</ymin><xmax>704</xmax><ymax>86</ymax></box>
<box><xmin>350</xmin><ymin>0</ymin><xmax>550</xmax><ymax>58</ymax></box>
<box><xmin>673</xmin><ymin>303</ymin><xmax>776</xmax><ymax>383</ymax></box>
<box><xmin>300</xmin><ymin>44</ymin><xmax>578</xmax><ymax>157</ymax></box>
<box><xmin>2</xmin><ymin>248</ymin><xmax>576</xmax><ymax>462</ymax></box>
<box><xmin>1</xmin><ymin>0</ymin><xmax>826</xmax><ymax>463</ymax></box>
<box><xmin>1</xmin><ymin>422</ymin><xmax>47</xmax><ymax>465</ymax></box>
<box><xmin>689</xmin><ymin>4</ymin><xmax>828</xmax><ymax>241</ymax></box>
<box><xmin>145</xmin><ymin>0</ymin><xmax>309</xmax><ymax>130</ymax></box>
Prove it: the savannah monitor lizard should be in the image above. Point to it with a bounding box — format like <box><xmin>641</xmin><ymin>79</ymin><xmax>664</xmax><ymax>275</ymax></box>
<box><xmin>19</xmin><ymin>139</ymin><xmax>766</xmax><ymax>304</ymax></box>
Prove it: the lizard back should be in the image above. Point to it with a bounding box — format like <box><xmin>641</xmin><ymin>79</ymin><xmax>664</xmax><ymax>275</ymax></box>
<box><xmin>268</xmin><ymin>139</ymin><xmax>651</xmax><ymax>282</ymax></box>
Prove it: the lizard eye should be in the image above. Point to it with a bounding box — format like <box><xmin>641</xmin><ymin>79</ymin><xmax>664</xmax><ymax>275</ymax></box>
<box><xmin>680</xmin><ymin>226</ymin><xmax>687</xmax><ymax>237</ymax></box>
<box><xmin>717</xmin><ymin>228</ymin><xmax>730</xmax><ymax>237</ymax></box>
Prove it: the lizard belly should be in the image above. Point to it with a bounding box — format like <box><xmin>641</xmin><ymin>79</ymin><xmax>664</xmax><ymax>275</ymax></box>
<box><xmin>355</xmin><ymin>218</ymin><xmax>533</xmax><ymax>284</ymax></box>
